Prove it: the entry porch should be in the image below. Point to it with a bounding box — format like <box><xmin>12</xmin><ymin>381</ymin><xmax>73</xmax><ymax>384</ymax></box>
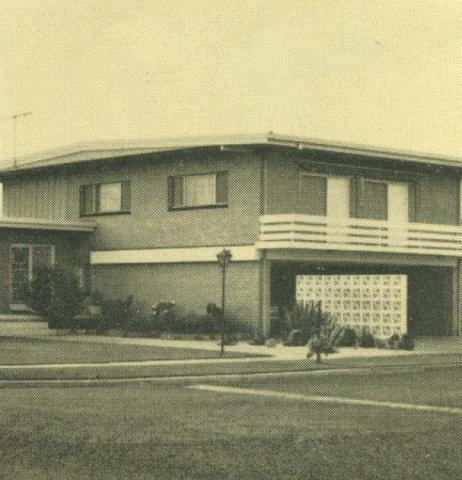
<box><xmin>0</xmin><ymin>216</ymin><xmax>95</xmax><ymax>316</ymax></box>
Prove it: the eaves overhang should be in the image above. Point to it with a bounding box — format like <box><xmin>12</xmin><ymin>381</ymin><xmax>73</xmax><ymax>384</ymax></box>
<box><xmin>0</xmin><ymin>132</ymin><xmax>461</xmax><ymax>176</ymax></box>
<box><xmin>0</xmin><ymin>216</ymin><xmax>96</xmax><ymax>233</ymax></box>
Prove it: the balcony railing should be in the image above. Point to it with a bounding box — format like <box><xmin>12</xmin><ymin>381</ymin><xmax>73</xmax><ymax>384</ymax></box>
<box><xmin>256</xmin><ymin>214</ymin><xmax>462</xmax><ymax>257</ymax></box>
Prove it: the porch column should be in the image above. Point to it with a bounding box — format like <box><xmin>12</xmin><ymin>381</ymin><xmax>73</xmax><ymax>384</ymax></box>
<box><xmin>258</xmin><ymin>255</ymin><xmax>271</xmax><ymax>339</ymax></box>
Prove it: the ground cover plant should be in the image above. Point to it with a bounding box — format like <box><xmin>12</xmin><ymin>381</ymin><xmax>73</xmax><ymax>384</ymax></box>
<box><xmin>1</xmin><ymin>366</ymin><xmax>461</xmax><ymax>479</ymax></box>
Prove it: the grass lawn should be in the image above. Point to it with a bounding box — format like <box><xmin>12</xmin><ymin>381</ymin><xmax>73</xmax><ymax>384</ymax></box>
<box><xmin>1</xmin><ymin>367</ymin><xmax>461</xmax><ymax>479</ymax></box>
<box><xmin>0</xmin><ymin>338</ymin><xmax>249</xmax><ymax>365</ymax></box>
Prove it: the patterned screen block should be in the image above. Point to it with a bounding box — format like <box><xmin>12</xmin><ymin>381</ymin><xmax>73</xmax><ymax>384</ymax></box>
<box><xmin>296</xmin><ymin>274</ymin><xmax>407</xmax><ymax>339</ymax></box>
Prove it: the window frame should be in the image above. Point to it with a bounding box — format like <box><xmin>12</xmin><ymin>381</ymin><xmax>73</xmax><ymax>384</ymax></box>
<box><xmin>298</xmin><ymin>171</ymin><xmax>352</xmax><ymax>218</ymax></box>
<box><xmin>167</xmin><ymin>171</ymin><xmax>229</xmax><ymax>211</ymax></box>
<box><xmin>80</xmin><ymin>180</ymin><xmax>131</xmax><ymax>217</ymax></box>
<box><xmin>10</xmin><ymin>244</ymin><xmax>56</xmax><ymax>310</ymax></box>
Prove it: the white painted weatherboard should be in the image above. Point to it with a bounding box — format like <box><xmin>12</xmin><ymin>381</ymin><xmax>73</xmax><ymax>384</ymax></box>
<box><xmin>90</xmin><ymin>245</ymin><xmax>260</xmax><ymax>265</ymax></box>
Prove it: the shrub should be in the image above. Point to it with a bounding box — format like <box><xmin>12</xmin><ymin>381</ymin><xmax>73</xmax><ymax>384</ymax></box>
<box><xmin>101</xmin><ymin>296</ymin><xmax>133</xmax><ymax>330</ymax></box>
<box><xmin>358</xmin><ymin>330</ymin><xmax>376</xmax><ymax>348</ymax></box>
<box><xmin>89</xmin><ymin>291</ymin><xmax>104</xmax><ymax>305</ymax></box>
<box><xmin>248</xmin><ymin>337</ymin><xmax>266</xmax><ymax>346</ymax></box>
<box><xmin>216</xmin><ymin>333</ymin><xmax>238</xmax><ymax>346</ymax></box>
<box><xmin>150</xmin><ymin>301</ymin><xmax>177</xmax><ymax>331</ymax></box>
<box><xmin>25</xmin><ymin>266</ymin><xmax>85</xmax><ymax>329</ymax></box>
<box><xmin>337</xmin><ymin>328</ymin><xmax>358</xmax><ymax>347</ymax></box>
<box><xmin>182</xmin><ymin>313</ymin><xmax>217</xmax><ymax>335</ymax></box>
<box><xmin>283</xmin><ymin>329</ymin><xmax>306</xmax><ymax>346</ymax></box>
<box><xmin>265</xmin><ymin>338</ymin><xmax>278</xmax><ymax>348</ymax></box>
<box><xmin>128</xmin><ymin>302</ymin><xmax>253</xmax><ymax>339</ymax></box>
<box><xmin>78</xmin><ymin>314</ymin><xmax>106</xmax><ymax>332</ymax></box>
<box><xmin>388</xmin><ymin>333</ymin><xmax>400</xmax><ymax>350</ymax></box>
<box><xmin>399</xmin><ymin>333</ymin><xmax>415</xmax><ymax>351</ymax></box>
<box><xmin>374</xmin><ymin>338</ymin><xmax>388</xmax><ymax>349</ymax></box>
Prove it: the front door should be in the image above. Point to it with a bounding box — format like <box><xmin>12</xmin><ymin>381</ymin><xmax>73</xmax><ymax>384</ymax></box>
<box><xmin>10</xmin><ymin>244</ymin><xmax>55</xmax><ymax>309</ymax></box>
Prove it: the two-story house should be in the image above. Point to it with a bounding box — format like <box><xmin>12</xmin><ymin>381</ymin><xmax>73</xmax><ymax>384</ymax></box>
<box><xmin>0</xmin><ymin>133</ymin><xmax>461</xmax><ymax>338</ymax></box>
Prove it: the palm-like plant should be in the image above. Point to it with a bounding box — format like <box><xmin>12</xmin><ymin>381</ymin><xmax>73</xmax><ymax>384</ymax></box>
<box><xmin>306</xmin><ymin>302</ymin><xmax>343</xmax><ymax>363</ymax></box>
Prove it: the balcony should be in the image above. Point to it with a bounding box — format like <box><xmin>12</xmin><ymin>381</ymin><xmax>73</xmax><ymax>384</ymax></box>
<box><xmin>256</xmin><ymin>214</ymin><xmax>462</xmax><ymax>257</ymax></box>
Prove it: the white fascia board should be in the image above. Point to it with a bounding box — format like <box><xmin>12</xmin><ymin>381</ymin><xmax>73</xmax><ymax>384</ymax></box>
<box><xmin>90</xmin><ymin>245</ymin><xmax>260</xmax><ymax>265</ymax></box>
<box><xmin>1</xmin><ymin>134</ymin><xmax>268</xmax><ymax>171</ymax></box>
<box><xmin>0</xmin><ymin>216</ymin><xmax>96</xmax><ymax>232</ymax></box>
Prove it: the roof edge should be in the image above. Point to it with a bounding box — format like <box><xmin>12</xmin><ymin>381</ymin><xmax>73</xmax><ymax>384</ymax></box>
<box><xmin>0</xmin><ymin>132</ymin><xmax>461</xmax><ymax>174</ymax></box>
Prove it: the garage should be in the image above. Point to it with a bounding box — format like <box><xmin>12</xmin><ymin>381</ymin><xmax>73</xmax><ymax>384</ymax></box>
<box><xmin>269</xmin><ymin>262</ymin><xmax>454</xmax><ymax>338</ymax></box>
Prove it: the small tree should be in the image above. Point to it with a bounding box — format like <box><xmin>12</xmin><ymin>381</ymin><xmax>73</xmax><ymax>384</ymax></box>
<box><xmin>306</xmin><ymin>301</ymin><xmax>343</xmax><ymax>363</ymax></box>
<box><xmin>25</xmin><ymin>266</ymin><xmax>85</xmax><ymax>329</ymax></box>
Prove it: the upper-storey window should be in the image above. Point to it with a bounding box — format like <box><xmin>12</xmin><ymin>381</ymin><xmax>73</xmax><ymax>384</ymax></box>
<box><xmin>299</xmin><ymin>173</ymin><xmax>350</xmax><ymax>219</ymax></box>
<box><xmin>357</xmin><ymin>179</ymin><xmax>409</xmax><ymax>223</ymax></box>
<box><xmin>168</xmin><ymin>172</ymin><xmax>228</xmax><ymax>210</ymax></box>
<box><xmin>359</xmin><ymin>180</ymin><xmax>388</xmax><ymax>220</ymax></box>
<box><xmin>80</xmin><ymin>181</ymin><xmax>131</xmax><ymax>216</ymax></box>
<box><xmin>299</xmin><ymin>174</ymin><xmax>327</xmax><ymax>216</ymax></box>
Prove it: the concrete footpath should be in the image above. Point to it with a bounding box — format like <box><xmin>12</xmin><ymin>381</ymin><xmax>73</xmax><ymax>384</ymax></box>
<box><xmin>1</xmin><ymin>336</ymin><xmax>462</xmax><ymax>387</ymax></box>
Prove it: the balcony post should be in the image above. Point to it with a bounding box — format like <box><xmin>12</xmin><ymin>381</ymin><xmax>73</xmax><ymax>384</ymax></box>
<box><xmin>454</xmin><ymin>259</ymin><xmax>462</xmax><ymax>336</ymax></box>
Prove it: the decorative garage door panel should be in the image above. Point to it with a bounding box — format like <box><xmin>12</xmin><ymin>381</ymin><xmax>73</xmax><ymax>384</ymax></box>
<box><xmin>296</xmin><ymin>274</ymin><xmax>407</xmax><ymax>338</ymax></box>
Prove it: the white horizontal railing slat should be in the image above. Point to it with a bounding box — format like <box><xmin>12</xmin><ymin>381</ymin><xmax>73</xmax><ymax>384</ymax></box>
<box><xmin>258</xmin><ymin>214</ymin><xmax>462</xmax><ymax>257</ymax></box>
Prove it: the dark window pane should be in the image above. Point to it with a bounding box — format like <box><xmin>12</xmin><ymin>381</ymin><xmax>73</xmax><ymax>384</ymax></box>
<box><xmin>121</xmin><ymin>181</ymin><xmax>131</xmax><ymax>211</ymax></box>
<box><xmin>81</xmin><ymin>185</ymin><xmax>95</xmax><ymax>215</ymax></box>
<box><xmin>360</xmin><ymin>181</ymin><xmax>388</xmax><ymax>220</ymax></box>
<box><xmin>167</xmin><ymin>176</ymin><xmax>174</xmax><ymax>209</ymax></box>
<box><xmin>168</xmin><ymin>176</ymin><xmax>185</xmax><ymax>208</ymax></box>
<box><xmin>216</xmin><ymin>171</ymin><xmax>228</xmax><ymax>204</ymax></box>
<box><xmin>299</xmin><ymin>175</ymin><xmax>327</xmax><ymax>215</ymax></box>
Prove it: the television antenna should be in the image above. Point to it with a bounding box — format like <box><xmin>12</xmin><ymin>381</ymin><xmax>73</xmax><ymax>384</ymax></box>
<box><xmin>4</xmin><ymin>111</ymin><xmax>33</xmax><ymax>167</ymax></box>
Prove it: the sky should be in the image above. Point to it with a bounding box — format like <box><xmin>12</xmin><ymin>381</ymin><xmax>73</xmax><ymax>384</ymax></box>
<box><xmin>1</xmin><ymin>0</ymin><xmax>461</xmax><ymax>166</ymax></box>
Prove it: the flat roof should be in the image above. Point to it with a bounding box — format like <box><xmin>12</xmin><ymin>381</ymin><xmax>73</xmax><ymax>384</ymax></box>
<box><xmin>0</xmin><ymin>216</ymin><xmax>96</xmax><ymax>232</ymax></box>
<box><xmin>1</xmin><ymin>132</ymin><xmax>461</xmax><ymax>175</ymax></box>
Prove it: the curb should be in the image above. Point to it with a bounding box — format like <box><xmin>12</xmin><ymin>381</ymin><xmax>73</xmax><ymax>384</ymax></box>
<box><xmin>1</xmin><ymin>361</ymin><xmax>461</xmax><ymax>389</ymax></box>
